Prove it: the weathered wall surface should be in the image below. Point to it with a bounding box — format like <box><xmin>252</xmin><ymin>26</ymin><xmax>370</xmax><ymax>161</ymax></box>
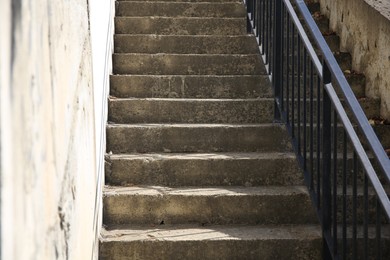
<box><xmin>318</xmin><ymin>0</ymin><xmax>390</xmax><ymax>119</ymax></box>
<box><xmin>0</xmin><ymin>0</ymin><xmax>99</xmax><ymax>259</ymax></box>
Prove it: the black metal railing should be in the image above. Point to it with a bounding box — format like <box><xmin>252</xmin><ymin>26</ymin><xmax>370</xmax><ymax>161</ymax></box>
<box><xmin>244</xmin><ymin>0</ymin><xmax>390</xmax><ymax>259</ymax></box>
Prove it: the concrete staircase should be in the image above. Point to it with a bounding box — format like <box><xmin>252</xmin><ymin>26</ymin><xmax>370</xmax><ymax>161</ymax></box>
<box><xmin>100</xmin><ymin>0</ymin><xmax>322</xmax><ymax>259</ymax></box>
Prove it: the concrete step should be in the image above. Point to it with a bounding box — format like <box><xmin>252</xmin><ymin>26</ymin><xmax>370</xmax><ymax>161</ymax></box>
<box><xmin>103</xmin><ymin>185</ymin><xmax>317</xmax><ymax>225</ymax></box>
<box><xmin>110</xmin><ymin>75</ymin><xmax>272</xmax><ymax>99</ymax></box>
<box><xmin>113</xmin><ymin>54</ymin><xmax>266</xmax><ymax>75</ymax></box>
<box><xmin>324</xmin><ymin>34</ymin><xmax>340</xmax><ymax>53</ymax></box>
<box><xmin>108</xmin><ymin>98</ymin><xmax>273</xmax><ymax>124</ymax></box>
<box><xmin>115</xmin><ymin>2</ymin><xmax>246</xmax><ymax>18</ymax></box>
<box><xmin>334</xmin><ymin>52</ymin><xmax>352</xmax><ymax>72</ymax></box>
<box><xmin>356</xmin><ymin>97</ymin><xmax>381</xmax><ymax>119</ymax></box>
<box><xmin>373</xmin><ymin>124</ymin><xmax>390</xmax><ymax>149</ymax></box>
<box><xmin>312</xmin><ymin>12</ymin><xmax>330</xmax><ymax>34</ymax></box>
<box><xmin>114</xmin><ymin>35</ymin><xmax>259</xmax><ymax>54</ymax></box>
<box><xmin>306</xmin><ymin>1</ymin><xmax>320</xmax><ymax>13</ymax></box>
<box><xmin>344</xmin><ymin>72</ymin><xmax>366</xmax><ymax>98</ymax></box>
<box><xmin>99</xmin><ymin>224</ymin><xmax>322</xmax><ymax>260</ymax></box>
<box><xmin>105</xmin><ymin>152</ymin><xmax>303</xmax><ymax>186</ymax></box>
<box><xmin>115</xmin><ymin>17</ymin><xmax>246</xmax><ymax>35</ymax></box>
<box><xmin>106</xmin><ymin>123</ymin><xmax>292</xmax><ymax>153</ymax></box>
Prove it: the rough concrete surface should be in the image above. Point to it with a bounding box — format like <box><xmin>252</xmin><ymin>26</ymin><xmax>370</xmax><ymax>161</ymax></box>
<box><xmin>0</xmin><ymin>0</ymin><xmax>98</xmax><ymax>259</ymax></box>
<box><xmin>110</xmin><ymin>75</ymin><xmax>272</xmax><ymax>99</ymax></box>
<box><xmin>106</xmin><ymin>123</ymin><xmax>292</xmax><ymax>153</ymax></box>
<box><xmin>114</xmin><ymin>35</ymin><xmax>259</xmax><ymax>54</ymax></box>
<box><xmin>103</xmin><ymin>186</ymin><xmax>317</xmax><ymax>225</ymax></box>
<box><xmin>105</xmin><ymin>152</ymin><xmax>303</xmax><ymax>186</ymax></box>
<box><xmin>318</xmin><ymin>0</ymin><xmax>390</xmax><ymax>119</ymax></box>
<box><xmin>108</xmin><ymin>98</ymin><xmax>274</xmax><ymax>124</ymax></box>
<box><xmin>115</xmin><ymin>17</ymin><xmax>247</xmax><ymax>35</ymax></box>
<box><xmin>113</xmin><ymin>53</ymin><xmax>266</xmax><ymax>75</ymax></box>
<box><xmin>100</xmin><ymin>225</ymin><xmax>322</xmax><ymax>260</ymax></box>
<box><xmin>116</xmin><ymin>2</ymin><xmax>246</xmax><ymax>18</ymax></box>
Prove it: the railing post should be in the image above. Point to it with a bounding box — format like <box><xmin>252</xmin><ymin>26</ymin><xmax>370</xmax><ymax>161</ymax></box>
<box><xmin>272</xmin><ymin>0</ymin><xmax>282</xmax><ymax>121</ymax></box>
<box><xmin>322</xmin><ymin>61</ymin><xmax>332</xmax><ymax>259</ymax></box>
<box><xmin>246</xmin><ymin>0</ymin><xmax>253</xmax><ymax>33</ymax></box>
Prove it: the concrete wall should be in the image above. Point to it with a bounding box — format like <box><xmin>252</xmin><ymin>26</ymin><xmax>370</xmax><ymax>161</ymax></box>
<box><xmin>0</xmin><ymin>0</ymin><xmax>112</xmax><ymax>259</ymax></box>
<box><xmin>317</xmin><ymin>0</ymin><xmax>390</xmax><ymax>119</ymax></box>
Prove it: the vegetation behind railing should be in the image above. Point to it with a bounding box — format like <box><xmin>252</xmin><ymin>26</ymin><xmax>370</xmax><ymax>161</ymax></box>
<box><xmin>244</xmin><ymin>0</ymin><xmax>390</xmax><ymax>258</ymax></box>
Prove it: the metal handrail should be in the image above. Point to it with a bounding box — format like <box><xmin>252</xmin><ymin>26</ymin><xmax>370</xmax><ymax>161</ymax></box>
<box><xmin>294</xmin><ymin>0</ymin><xmax>390</xmax><ymax>184</ymax></box>
<box><xmin>244</xmin><ymin>0</ymin><xmax>390</xmax><ymax>259</ymax></box>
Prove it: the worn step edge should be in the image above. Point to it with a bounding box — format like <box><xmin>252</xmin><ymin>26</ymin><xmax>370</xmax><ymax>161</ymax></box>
<box><xmin>106</xmin><ymin>123</ymin><xmax>292</xmax><ymax>153</ymax></box>
<box><xmin>100</xmin><ymin>224</ymin><xmax>322</xmax><ymax>242</ymax></box>
<box><xmin>114</xmin><ymin>35</ymin><xmax>259</xmax><ymax>54</ymax></box>
<box><xmin>99</xmin><ymin>224</ymin><xmax>322</xmax><ymax>260</ymax></box>
<box><xmin>108</xmin><ymin>98</ymin><xmax>273</xmax><ymax>124</ymax></box>
<box><xmin>112</xmin><ymin>53</ymin><xmax>266</xmax><ymax>75</ymax></box>
<box><xmin>110</xmin><ymin>74</ymin><xmax>272</xmax><ymax>99</ymax></box>
<box><xmin>105</xmin><ymin>152</ymin><xmax>303</xmax><ymax>186</ymax></box>
<box><xmin>115</xmin><ymin>2</ymin><xmax>246</xmax><ymax>18</ymax></box>
<box><xmin>103</xmin><ymin>185</ymin><xmax>317</xmax><ymax>225</ymax></box>
<box><xmin>115</xmin><ymin>17</ymin><xmax>247</xmax><ymax>35</ymax></box>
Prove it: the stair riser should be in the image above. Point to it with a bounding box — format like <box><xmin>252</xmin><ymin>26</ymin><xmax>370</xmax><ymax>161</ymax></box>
<box><xmin>100</xmin><ymin>240</ymin><xmax>322</xmax><ymax>260</ymax></box>
<box><xmin>105</xmin><ymin>154</ymin><xmax>303</xmax><ymax>186</ymax></box>
<box><xmin>106</xmin><ymin>125</ymin><xmax>292</xmax><ymax>153</ymax></box>
<box><xmin>114</xmin><ymin>35</ymin><xmax>259</xmax><ymax>54</ymax></box>
<box><xmin>113</xmin><ymin>54</ymin><xmax>266</xmax><ymax>75</ymax></box>
<box><xmin>115</xmin><ymin>17</ymin><xmax>247</xmax><ymax>35</ymax></box>
<box><xmin>116</xmin><ymin>2</ymin><xmax>246</xmax><ymax>18</ymax></box>
<box><xmin>108</xmin><ymin>99</ymin><xmax>273</xmax><ymax>124</ymax></box>
<box><xmin>110</xmin><ymin>75</ymin><xmax>272</xmax><ymax>99</ymax></box>
<box><xmin>103</xmin><ymin>192</ymin><xmax>316</xmax><ymax>225</ymax></box>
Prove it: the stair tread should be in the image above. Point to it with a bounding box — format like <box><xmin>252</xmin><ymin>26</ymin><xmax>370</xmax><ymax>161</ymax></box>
<box><xmin>107</xmin><ymin>151</ymin><xmax>296</xmax><ymax>160</ymax></box>
<box><xmin>115</xmin><ymin>16</ymin><xmax>246</xmax><ymax>35</ymax></box>
<box><xmin>101</xmin><ymin>224</ymin><xmax>322</xmax><ymax>242</ymax></box>
<box><xmin>103</xmin><ymin>185</ymin><xmax>310</xmax><ymax>196</ymax></box>
<box><xmin>116</xmin><ymin>2</ymin><xmax>246</xmax><ymax>18</ymax></box>
<box><xmin>109</xmin><ymin>97</ymin><xmax>272</xmax><ymax>101</ymax></box>
<box><xmin>107</xmin><ymin>123</ymin><xmax>280</xmax><ymax>127</ymax></box>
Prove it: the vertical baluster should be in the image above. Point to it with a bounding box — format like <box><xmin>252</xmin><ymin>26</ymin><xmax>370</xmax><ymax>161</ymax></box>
<box><xmin>264</xmin><ymin>0</ymin><xmax>269</xmax><ymax>65</ymax></box>
<box><xmin>322</xmin><ymin>62</ymin><xmax>332</xmax><ymax>259</ymax></box>
<box><xmin>364</xmin><ymin>172</ymin><xmax>369</xmax><ymax>259</ymax></box>
<box><xmin>352</xmin><ymin>151</ymin><xmax>358</xmax><ymax>259</ymax></box>
<box><xmin>303</xmin><ymin>48</ymin><xmax>307</xmax><ymax>170</ymax></box>
<box><xmin>376</xmin><ymin>198</ymin><xmax>382</xmax><ymax>260</ymax></box>
<box><xmin>286</xmin><ymin>15</ymin><xmax>290</xmax><ymax>125</ymax></box>
<box><xmin>309</xmin><ymin>61</ymin><xmax>314</xmax><ymax>190</ymax></box>
<box><xmin>280</xmin><ymin>2</ymin><xmax>284</xmax><ymax>113</ymax></box>
<box><xmin>291</xmin><ymin>26</ymin><xmax>295</xmax><ymax>138</ymax></box>
<box><xmin>256</xmin><ymin>0</ymin><xmax>260</xmax><ymax>39</ymax></box>
<box><xmin>280</xmin><ymin>10</ymin><xmax>290</xmax><ymax>112</ymax></box>
<box><xmin>342</xmin><ymin>129</ymin><xmax>347</xmax><ymax>259</ymax></box>
<box><xmin>316</xmin><ymin>74</ymin><xmax>321</xmax><ymax>207</ymax></box>
<box><xmin>297</xmin><ymin>38</ymin><xmax>301</xmax><ymax>156</ymax></box>
<box><xmin>332</xmin><ymin>109</ymin><xmax>338</xmax><ymax>255</ymax></box>
<box><xmin>268</xmin><ymin>0</ymin><xmax>273</xmax><ymax>73</ymax></box>
<box><xmin>272</xmin><ymin>0</ymin><xmax>282</xmax><ymax>121</ymax></box>
<box><xmin>261</xmin><ymin>0</ymin><xmax>265</xmax><ymax>54</ymax></box>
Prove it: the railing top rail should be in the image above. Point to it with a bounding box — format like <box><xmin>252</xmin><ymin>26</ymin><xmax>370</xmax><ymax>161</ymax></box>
<box><xmin>294</xmin><ymin>0</ymin><xmax>390</xmax><ymax>182</ymax></box>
